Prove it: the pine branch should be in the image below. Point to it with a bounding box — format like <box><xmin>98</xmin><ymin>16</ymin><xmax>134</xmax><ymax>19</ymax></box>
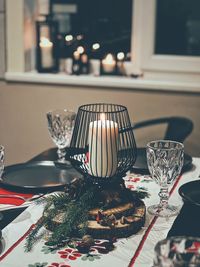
<box><xmin>25</xmin><ymin>182</ymin><xmax>97</xmax><ymax>251</ymax></box>
<box><xmin>36</xmin><ymin>192</ymin><xmax>69</xmax><ymax>206</ymax></box>
<box><xmin>25</xmin><ymin>218</ymin><xmax>46</xmax><ymax>252</ymax></box>
<box><xmin>25</xmin><ymin>197</ymin><xmax>68</xmax><ymax>251</ymax></box>
<box><xmin>47</xmin><ymin>186</ymin><xmax>96</xmax><ymax>244</ymax></box>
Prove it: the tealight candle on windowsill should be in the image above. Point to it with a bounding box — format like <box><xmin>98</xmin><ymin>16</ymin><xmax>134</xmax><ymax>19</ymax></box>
<box><xmin>39</xmin><ymin>37</ymin><xmax>53</xmax><ymax>68</ymax></box>
<box><xmin>36</xmin><ymin>19</ymin><xmax>59</xmax><ymax>73</ymax></box>
<box><xmin>100</xmin><ymin>53</ymin><xmax>117</xmax><ymax>75</ymax></box>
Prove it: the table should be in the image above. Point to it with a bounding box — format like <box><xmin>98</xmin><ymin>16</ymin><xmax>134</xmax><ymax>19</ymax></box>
<box><xmin>0</xmin><ymin>158</ymin><xmax>199</xmax><ymax>267</ymax></box>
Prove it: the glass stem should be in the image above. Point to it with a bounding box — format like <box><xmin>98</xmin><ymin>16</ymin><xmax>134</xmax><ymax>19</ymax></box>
<box><xmin>158</xmin><ymin>186</ymin><xmax>169</xmax><ymax>209</ymax></box>
<box><xmin>57</xmin><ymin>148</ymin><xmax>66</xmax><ymax>162</ymax></box>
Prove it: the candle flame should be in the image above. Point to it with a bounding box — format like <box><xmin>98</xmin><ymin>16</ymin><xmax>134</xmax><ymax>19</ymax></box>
<box><xmin>100</xmin><ymin>113</ymin><xmax>106</xmax><ymax>121</ymax></box>
<box><xmin>73</xmin><ymin>50</ymin><xmax>80</xmax><ymax>60</ymax></box>
<box><xmin>92</xmin><ymin>43</ymin><xmax>100</xmax><ymax>50</ymax></box>
<box><xmin>65</xmin><ymin>34</ymin><xmax>73</xmax><ymax>42</ymax></box>
<box><xmin>77</xmin><ymin>34</ymin><xmax>83</xmax><ymax>40</ymax></box>
<box><xmin>117</xmin><ymin>52</ymin><xmax>125</xmax><ymax>60</ymax></box>
<box><xmin>77</xmin><ymin>46</ymin><xmax>84</xmax><ymax>54</ymax></box>
<box><xmin>102</xmin><ymin>53</ymin><xmax>115</xmax><ymax>65</ymax></box>
<box><xmin>39</xmin><ymin>37</ymin><xmax>53</xmax><ymax>47</ymax></box>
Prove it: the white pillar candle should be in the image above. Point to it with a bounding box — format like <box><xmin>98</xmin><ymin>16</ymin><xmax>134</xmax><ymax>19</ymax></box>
<box><xmin>39</xmin><ymin>37</ymin><xmax>53</xmax><ymax>68</ymax></box>
<box><xmin>102</xmin><ymin>53</ymin><xmax>116</xmax><ymax>73</ymax></box>
<box><xmin>88</xmin><ymin>116</ymin><xmax>118</xmax><ymax>178</ymax></box>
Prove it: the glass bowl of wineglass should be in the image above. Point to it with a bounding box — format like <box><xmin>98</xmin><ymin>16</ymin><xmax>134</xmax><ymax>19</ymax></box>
<box><xmin>46</xmin><ymin>109</ymin><xmax>76</xmax><ymax>167</ymax></box>
<box><xmin>154</xmin><ymin>236</ymin><xmax>200</xmax><ymax>267</ymax></box>
<box><xmin>146</xmin><ymin>140</ymin><xmax>184</xmax><ymax>217</ymax></box>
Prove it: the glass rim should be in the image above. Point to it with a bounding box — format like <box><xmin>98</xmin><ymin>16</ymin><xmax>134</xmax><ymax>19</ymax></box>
<box><xmin>46</xmin><ymin>109</ymin><xmax>76</xmax><ymax>115</ymax></box>
<box><xmin>78</xmin><ymin>103</ymin><xmax>127</xmax><ymax>114</ymax></box>
<box><xmin>147</xmin><ymin>140</ymin><xmax>184</xmax><ymax>150</ymax></box>
<box><xmin>155</xmin><ymin>235</ymin><xmax>200</xmax><ymax>252</ymax></box>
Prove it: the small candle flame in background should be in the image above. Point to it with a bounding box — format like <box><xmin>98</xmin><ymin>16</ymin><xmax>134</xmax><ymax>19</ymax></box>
<box><xmin>92</xmin><ymin>43</ymin><xmax>100</xmax><ymax>50</ymax></box>
<box><xmin>102</xmin><ymin>53</ymin><xmax>115</xmax><ymax>65</ymax></box>
<box><xmin>39</xmin><ymin>37</ymin><xmax>53</xmax><ymax>48</ymax></box>
<box><xmin>77</xmin><ymin>46</ymin><xmax>85</xmax><ymax>54</ymax></box>
<box><xmin>73</xmin><ymin>50</ymin><xmax>80</xmax><ymax>60</ymax></box>
<box><xmin>76</xmin><ymin>34</ymin><xmax>83</xmax><ymax>41</ymax></box>
<box><xmin>117</xmin><ymin>52</ymin><xmax>125</xmax><ymax>61</ymax></box>
<box><xmin>72</xmin><ymin>46</ymin><xmax>85</xmax><ymax>61</ymax></box>
<box><xmin>65</xmin><ymin>34</ymin><xmax>73</xmax><ymax>42</ymax></box>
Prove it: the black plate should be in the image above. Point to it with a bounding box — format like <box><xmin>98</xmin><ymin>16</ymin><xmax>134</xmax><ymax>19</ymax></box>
<box><xmin>131</xmin><ymin>147</ymin><xmax>193</xmax><ymax>174</ymax></box>
<box><xmin>179</xmin><ymin>180</ymin><xmax>200</xmax><ymax>207</ymax></box>
<box><xmin>0</xmin><ymin>161</ymin><xmax>82</xmax><ymax>193</ymax></box>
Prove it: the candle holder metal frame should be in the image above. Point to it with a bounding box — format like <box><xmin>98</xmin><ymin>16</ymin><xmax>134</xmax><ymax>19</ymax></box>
<box><xmin>69</xmin><ymin>103</ymin><xmax>137</xmax><ymax>185</ymax></box>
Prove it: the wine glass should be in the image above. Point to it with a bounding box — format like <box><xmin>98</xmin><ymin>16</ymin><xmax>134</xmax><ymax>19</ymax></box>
<box><xmin>46</xmin><ymin>109</ymin><xmax>76</xmax><ymax>166</ymax></box>
<box><xmin>154</xmin><ymin>236</ymin><xmax>200</xmax><ymax>267</ymax></box>
<box><xmin>146</xmin><ymin>140</ymin><xmax>184</xmax><ymax>217</ymax></box>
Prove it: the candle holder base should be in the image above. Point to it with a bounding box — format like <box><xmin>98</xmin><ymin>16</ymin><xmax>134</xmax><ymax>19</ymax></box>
<box><xmin>85</xmin><ymin>174</ymin><xmax>124</xmax><ymax>187</ymax></box>
<box><xmin>43</xmin><ymin>177</ymin><xmax>146</xmax><ymax>240</ymax></box>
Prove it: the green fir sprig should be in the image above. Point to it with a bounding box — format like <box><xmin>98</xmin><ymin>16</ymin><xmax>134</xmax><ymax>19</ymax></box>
<box><xmin>25</xmin><ymin>182</ymin><xmax>97</xmax><ymax>251</ymax></box>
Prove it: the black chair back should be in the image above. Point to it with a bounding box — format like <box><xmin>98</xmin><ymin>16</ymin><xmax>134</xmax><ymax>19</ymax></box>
<box><xmin>132</xmin><ymin>116</ymin><xmax>193</xmax><ymax>143</ymax></box>
<box><xmin>30</xmin><ymin>117</ymin><xmax>193</xmax><ymax>162</ymax></box>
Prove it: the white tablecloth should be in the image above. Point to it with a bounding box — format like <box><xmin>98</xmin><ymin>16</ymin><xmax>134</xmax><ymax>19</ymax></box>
<box><xmin>0</xmin><ymin>158</ymin><xmax>200</xmax><ymax>267</ymax></box>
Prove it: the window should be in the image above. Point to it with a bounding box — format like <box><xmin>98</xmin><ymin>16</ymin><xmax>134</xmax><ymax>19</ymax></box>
<box><xmin>155</xmin><ymin>0</ymin><xmax>200</xmax><ymax>56</ymax></box>
<box><xmin>5</xmin><ymin>0</ymin><xmax>200</xmax><ymax>91</ymax></box>
<box><xmin>50</xmin><ymin>0</ymin><xmax>133</xmax><ymax>60</ymax></box>
<box><xmin>136</xmin><ymin>0</ymin><xmax>200</xmax><ymax>76</ymax></box>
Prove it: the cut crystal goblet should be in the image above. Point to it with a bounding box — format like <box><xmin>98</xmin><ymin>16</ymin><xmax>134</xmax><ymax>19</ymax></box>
<box><xmin>47</xmin><ymin>109</ymin><xmax>76</xmax><ymax>166</ymax></box>
<box><xmin>154</xmin><ymin>236</ymin><xmax>200</xmax><ymax>267</ymax></box>
<box><xmin>146</xmin><ymin>140</ymin><xmax>184</xmax><ymax>217</ymax></box>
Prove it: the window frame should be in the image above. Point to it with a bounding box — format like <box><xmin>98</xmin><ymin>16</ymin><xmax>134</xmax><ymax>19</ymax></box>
<box><xmin>133</xmin><ymin>0</ymin><xmax>200</xmax><ymax>74</ymax></box>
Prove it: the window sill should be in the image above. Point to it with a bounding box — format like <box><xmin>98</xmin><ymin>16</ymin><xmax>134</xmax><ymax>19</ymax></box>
<box><xmin>5</xmin><ymin>71</ymin><xmax>200</xmax><ymax>93</ymax></box>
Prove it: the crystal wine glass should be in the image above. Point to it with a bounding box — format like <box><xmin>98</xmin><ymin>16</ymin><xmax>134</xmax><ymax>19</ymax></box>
<box><xmin>146</xmin><ymin>140</ymin><xmax>184</xmax><ymax>217</ymax></box>
<box><xmin>47</xmin><ymin>109</ymin><xmax>76</xmax><ymax>165</ymax></box>
<box><xmin>154</xmin><ymin>236</ymin><xmax>200</xmax><ymax>267</ymax></box>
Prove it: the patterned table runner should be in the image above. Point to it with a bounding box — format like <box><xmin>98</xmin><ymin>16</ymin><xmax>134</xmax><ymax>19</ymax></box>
<box><xmin>0</xmin><ymin>158</ymin><xmax>199</xmax><ymax>267</ymax></box>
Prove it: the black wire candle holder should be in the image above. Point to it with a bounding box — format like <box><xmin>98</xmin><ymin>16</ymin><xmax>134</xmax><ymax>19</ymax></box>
<box><xmin>69</xmin><ymin>103</ymin><xmax>137</xmax><ymax>185</ymax></box>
